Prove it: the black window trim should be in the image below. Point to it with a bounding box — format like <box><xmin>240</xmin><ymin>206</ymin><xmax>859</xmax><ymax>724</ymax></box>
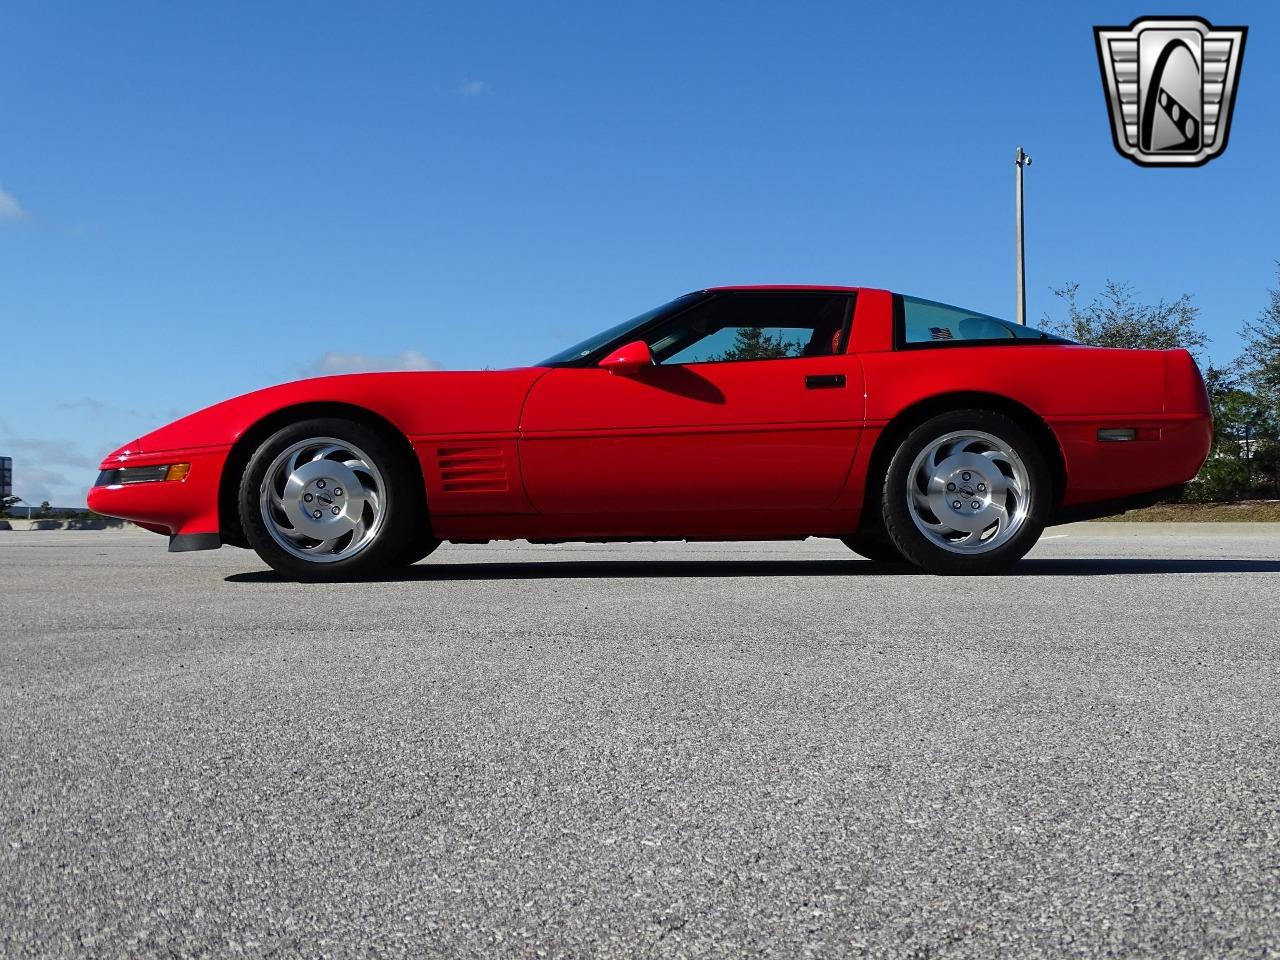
<box><xmin>656</xmin><ymin>290</ymin><xmax>857</xmax><ymax>367</ymax></box>
<box><xmin>559</xmin><ymin>289</ymin><xmax>859</xmax><ymax>369</ymax></box>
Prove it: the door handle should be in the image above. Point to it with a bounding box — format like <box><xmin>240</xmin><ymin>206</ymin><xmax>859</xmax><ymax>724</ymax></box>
<box><xmin>805</xmin><ymin>374</ymin><xmax>845</xmax><ymax>390</ymax></box>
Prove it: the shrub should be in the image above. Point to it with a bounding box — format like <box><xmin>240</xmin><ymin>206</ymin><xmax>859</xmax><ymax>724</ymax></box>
<box><xmin>1183</xmin><ymin>457</ymin><xmax>1250</xmax><ymax>503</ymax></box>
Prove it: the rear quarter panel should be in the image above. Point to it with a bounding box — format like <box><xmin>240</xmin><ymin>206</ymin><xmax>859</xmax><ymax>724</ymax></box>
<box><xmin>861</xmin><ymin>345</ymin><xmax>1166</xmax><ymax>419</ymax></box>
<box><xmin>859</xmin><ymin>345</ymin><xmax>1208</xmax><ymax>508</ymax></box>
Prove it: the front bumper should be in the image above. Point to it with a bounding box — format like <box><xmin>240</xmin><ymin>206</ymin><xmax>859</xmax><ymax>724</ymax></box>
<box><xmin>169</xmin><ymin>532</ymin><xmax>223</xmax><ymax>552</ymax></box>
<box><xmin>87</xmin><ymin>445</ymin><xmax>231</xmax><ymax>548</ymax></box>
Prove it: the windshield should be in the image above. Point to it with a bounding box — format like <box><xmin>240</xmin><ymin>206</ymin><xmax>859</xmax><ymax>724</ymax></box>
<box><xmin>537</xmin><ymin>293</ymin><xmax>705</xmax><ymax>366</ymax></box>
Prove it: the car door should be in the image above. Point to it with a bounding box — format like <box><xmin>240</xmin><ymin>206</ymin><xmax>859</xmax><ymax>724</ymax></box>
<box><xmin>518</xmin><ymin>291</ymin><xmax>865</xmax><ymax>515</ymax></box>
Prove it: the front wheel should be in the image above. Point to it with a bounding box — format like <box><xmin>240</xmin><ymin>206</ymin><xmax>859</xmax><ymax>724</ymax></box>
<box><xmin>880</xmin><ymin>410</ymin><xmax>1050</xmax><ymax>575</ymax></box>
<box><xmin>840</xmin><ymin>530</ymin><xmax>907</xmax><ymax>565</ymax></box>
<box><xmin>394</xmin><ymin>530</ymin><xmax>442</xmax><ymax>568</ymax></box>
<box><xmin>238</xmin><ymin>418</ymin><xmax>424</xmax><ymax>581</ymax></box>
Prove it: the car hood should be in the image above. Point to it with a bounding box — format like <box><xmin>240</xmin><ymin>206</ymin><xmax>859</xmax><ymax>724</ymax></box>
<box><xmin>99</xmin><ymin>368</ymin><xmax>549</xmax><ymax>466</ymax></box>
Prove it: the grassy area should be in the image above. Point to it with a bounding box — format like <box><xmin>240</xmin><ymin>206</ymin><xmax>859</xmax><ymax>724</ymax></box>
<box><xmin>1101</xmin><ymin>501</ymin><xmax>1280</xmax><ymax>522</ymax></box>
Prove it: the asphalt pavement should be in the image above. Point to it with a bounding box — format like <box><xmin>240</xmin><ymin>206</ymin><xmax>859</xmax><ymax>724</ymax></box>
<box><xmin>2</xmin><ymin>524</ymin><xmax>1279</xmax><ymax>959</ymax></box>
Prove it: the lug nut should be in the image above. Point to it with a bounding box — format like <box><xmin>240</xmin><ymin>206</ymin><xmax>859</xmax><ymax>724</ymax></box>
<box><xmin>312</xmin><ymin>509</ymin><xmax>322</xmax><ymax>519</ymax></box>
<box><xmin>333</xmin><ymin>487</ymin><xmax>343</xmax><ymax>496</ymax></box>
<box><xmin>952</xmin><ymin>500</ymin><xmax>962</xmax><ymax>510</ymax></box>
<box><xmin>316</xmin><ymin>480</ymin><xmax>326</xmax><ymax>489</ymax></box>
<box><xmin>971</xmin><ymin>501</ymin><xmax>981</xmax><ymax>510</ymax></box>
<box><xmin>331</xmin><ymin>506</ymin><xmax>340</xmax><ymax>516</ymax></box>
<box><xmin>303</xmin><ymin>493</ymin><xmax>313</xmax><ymax>503</ymax></box>
<box><xmin>946</xmin><ymin>482</ymin><xmax>956</xmax><ymax>491</ymax></box>
<box><xmin>962</xmin><ymin>472</ymin><xmax>971</xmax><ymax>481</ymax></box>
<box><xmin>977</xmin><ymin>483</ymin><xmax>986</xmax><ymax>492</ymax></box>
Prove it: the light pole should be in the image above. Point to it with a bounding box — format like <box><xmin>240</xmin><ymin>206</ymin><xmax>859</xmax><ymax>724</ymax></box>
<box><xmin>1015</xmin><ymin>146</ymin><xmax>1032</xmax><ymax>325</ymax></box>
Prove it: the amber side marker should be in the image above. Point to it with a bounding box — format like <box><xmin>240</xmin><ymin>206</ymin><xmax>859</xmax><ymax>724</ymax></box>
<box><xmin>94</xmin><ymin>463</ymin><xmax>192</xmax><ymax>486</ymax></box>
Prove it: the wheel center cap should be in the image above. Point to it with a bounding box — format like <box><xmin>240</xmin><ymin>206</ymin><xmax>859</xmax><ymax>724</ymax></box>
<box><xmin>304</xmin><ymin>480</ymin><xmax>347</xmax><ymax>517</ymax></box>
<box><xmin>281</xmin><ymin>459</ymin><xmax>364</xmax><ymax>538</ymax></box>
<box><xmin>936</xmin><ymin>460</ymin><xmax>995</xmax><ymax>517</ymax></box>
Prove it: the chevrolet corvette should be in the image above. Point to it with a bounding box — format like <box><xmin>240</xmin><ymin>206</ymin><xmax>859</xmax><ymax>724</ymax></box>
<box><xmin>88</xmin><ymin>286</ymin><xmax>1212</xmax><ymax>579</ymax></box>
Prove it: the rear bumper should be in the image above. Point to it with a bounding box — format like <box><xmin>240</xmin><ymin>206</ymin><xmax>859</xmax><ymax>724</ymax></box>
<box><xmin>87</xmin><ymin>445</ymin><xmax>230</xmax><ymax>541</ymax></box>
<box><xmin>1051</xmin><ymin>413</ymin><xmax>1212</xmax><ymax>511</ymax></box>
<box><xmin>1050</xmin><ymin>484</ymin><xmax>1185</xmax><ymax>525</ymax></box>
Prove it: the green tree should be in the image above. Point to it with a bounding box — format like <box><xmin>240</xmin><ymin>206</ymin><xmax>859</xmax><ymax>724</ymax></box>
<box><xmin>1193</xmin><ymin>359</ymin><xmax>1280</xmax><ymax>501</ymax></box>
<box><xmin>1205</xmin><ymin>367</ymin><xmax>1276</xmax><ymax>455</ymax></box>
<box><xmin>1239</xmin><ymin>262</ymin><xmax>1280</xmax><ymax>410</ymax></box>
<box><xmin>38</xmin><ymin>500</ymin><xmax>51</xmax><ymax>518</ymax></box>
<box><xmin>1254</xmin><ymin>440</ymin><xmax>1280</xmax><ymax>498</ymax></box>
<box><xmin>1183</xmin><ymin>457</ymin><xmax>1249</xmax><ymax>503</ymax></box>
<box><xmin>1043</xmin><ymin>280</ymin><xmax>1209</xmax><ymax>361</ymax></box>
<box><xmin>0</xmin><ymin>494</ymin><xmax>20</xmax><ymax>518</ymax></box>
<box><xmin>715</xmin><ymin>326</ymin><xmax>797</xmax><ymax>362</ymax></box>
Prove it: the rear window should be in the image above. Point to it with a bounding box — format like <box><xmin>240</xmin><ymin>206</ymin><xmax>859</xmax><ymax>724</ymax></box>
<box><xmin>898</xmin><ymin>295</ymin><xmax>1070</xmax><ymax>346</ymax></box>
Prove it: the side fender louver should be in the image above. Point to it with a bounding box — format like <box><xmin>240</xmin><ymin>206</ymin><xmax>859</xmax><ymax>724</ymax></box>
<box><xmin>436</xmin><ymin>446</ymin><xmax>509</xmax><ymax>493</ymax></box>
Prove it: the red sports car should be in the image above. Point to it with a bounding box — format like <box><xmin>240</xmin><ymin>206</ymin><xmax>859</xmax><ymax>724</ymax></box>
<box><xmin>88</xmin><ymin>286</ymin><xmax>1212</xmax><ymax>579</ymax></box>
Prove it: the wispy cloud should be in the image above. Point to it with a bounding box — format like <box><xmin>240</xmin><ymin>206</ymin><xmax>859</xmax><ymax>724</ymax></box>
<box><xmin>0</xmin><ymin>422</ymin><xmax>102</xmax><ymax>506</ymax></box>
<box><xmin>0</xmin><ymin>186</ymin><xmax>24</xmax><ymax>222</ymax></box>
<box><xmin>11</xmin><ymin>466</ymin><xmax>69</xmax><ymax>506</ymax></box>
<box><xmin>0</xmin><ymin>432</ymin><xmax>100</xmax><ymax>471</ymax></box>
<box><xmin>56</xmin><ymin>396</ymin><xmax>150</xmax><ymax>420</ymax></box>
<box><xmin>304</xmin><ymin>349</ymin><xmax>442</xmax><ymax>376</ymax></box>
<box><xmin>459</xmin><ymin>79</ymin><xmax>490</xmax><ymax>97</ymax></box>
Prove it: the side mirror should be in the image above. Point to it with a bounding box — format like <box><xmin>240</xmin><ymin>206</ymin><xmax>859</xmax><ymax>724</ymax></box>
<box><xmin>598</xmin><ymin>340</ymin><xmax>654</xmax><ymax>375</ymax></box>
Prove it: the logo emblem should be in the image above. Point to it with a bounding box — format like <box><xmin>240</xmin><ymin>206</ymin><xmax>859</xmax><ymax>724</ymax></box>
<box><xmin>1094</xmin><ymin>16</ymin><xmax>1246</xmax><ymax>166</ymax></box>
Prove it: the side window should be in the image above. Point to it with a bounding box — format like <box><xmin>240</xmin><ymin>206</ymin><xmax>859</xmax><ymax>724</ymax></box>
<box><xmin>661</xmin><ymin>324</ymin><xmax>812</xmax><ymax>365</ymax></box>
<box><xmin>899</xmin><ymin>296</ymin><xmax>1061</xmax><ymax>345</ymax></box>
<box><xmin>649</xmin><ymin>293</ymin><xmax>852</xmax><ymax>365</ymax></box>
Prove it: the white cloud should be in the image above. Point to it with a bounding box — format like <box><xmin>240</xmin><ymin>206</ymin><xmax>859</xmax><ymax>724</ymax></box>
<box><xmin>459</xmin><ymin>79</ymin><xmax>490</xmax><ymax>97</ymax></box>
<box><xmin>0</xmin><ymin>426</ymin><xmax>99</xmax><ymax>507</ymax></box>
<box><xmin>11</xmin><ymin>465</ymin><xmax>69</xmax><ymax>506</ymax></box>
<box><xmin>0</xmin><ymin>186</ymin><xmax>24</xmax><ymax>221</ymax></box>
<box><xmin>304</xmin><ymin>349</ymin><xmax>442</xmax><ymax>376</ymax></box>
<box><xmin>0</xmin><ymin>433</ymin><xmax>99</xmax><ymax>470</ymax></box>
<box><xmin>55</xmin><ymin>396</ymin><xmax>149</xmax><ymax>420</ymax></box>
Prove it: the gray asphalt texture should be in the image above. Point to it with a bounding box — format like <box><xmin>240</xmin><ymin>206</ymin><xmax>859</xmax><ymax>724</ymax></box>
<box><xmin>2</xmin><ymin>525</ymin><xmax>1279</xmax><ymax>959</ymax></box>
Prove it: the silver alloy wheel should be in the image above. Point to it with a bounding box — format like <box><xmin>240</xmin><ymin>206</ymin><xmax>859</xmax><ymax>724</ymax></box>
<box><xmin>259</xmin><ymin>436</ymin><xmax>387</xmax><ymax>563</ymax></box>
<box><xmin>906</xmin><ymin>429</ymin><xmax>1031</xmax><ymax>554</ymax></box>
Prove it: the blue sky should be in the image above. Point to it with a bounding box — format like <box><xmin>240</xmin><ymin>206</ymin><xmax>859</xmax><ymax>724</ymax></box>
<box><xmin>2</xmin><ymin>1</ymin><xmax>1276</xmax><ymax>506</ymax></box>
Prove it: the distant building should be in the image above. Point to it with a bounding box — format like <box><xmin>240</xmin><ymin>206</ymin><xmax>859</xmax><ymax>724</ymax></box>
<box><xmin>0</xmin><ymin>456</ymin><xmax>11</xmax><ymax>497</ymax></box>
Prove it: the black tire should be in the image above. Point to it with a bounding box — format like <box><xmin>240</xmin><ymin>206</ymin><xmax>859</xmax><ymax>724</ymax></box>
<box><xmin>394</xmin><ymin>531</ymin><xmax>442</xmax><ymax>568</ymax></box>
<box><xmin>238</xmin><ymin>417</ymin><xmax>425</xmax><ymax>581</ymax></box>
<box><xmin>840</xmin><ymin>529</ymin><xmax>907</xmax><ymax>565</ymax></box>
<box><xmin>880</xmin><ymin>409</ymin><xmax>1050</xmax><ymax>575</ymax></box>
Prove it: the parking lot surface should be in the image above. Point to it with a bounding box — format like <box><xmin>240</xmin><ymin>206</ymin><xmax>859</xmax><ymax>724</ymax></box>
<box><xmin>3</xmin><ymin>524</ymin><xmax>1279</xmax><ymax>958</ymax></box>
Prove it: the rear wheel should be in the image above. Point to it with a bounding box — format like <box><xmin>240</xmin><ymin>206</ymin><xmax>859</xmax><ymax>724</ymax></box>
<box><xmin>880</xmin><ymin>409</ymin><xmax>1049</xmax><ymax>575</ymax></box>
<box><xmin>239</xmin><ymin>418</ymin><xmax>424</xmax><ymax>581</ymax></box>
